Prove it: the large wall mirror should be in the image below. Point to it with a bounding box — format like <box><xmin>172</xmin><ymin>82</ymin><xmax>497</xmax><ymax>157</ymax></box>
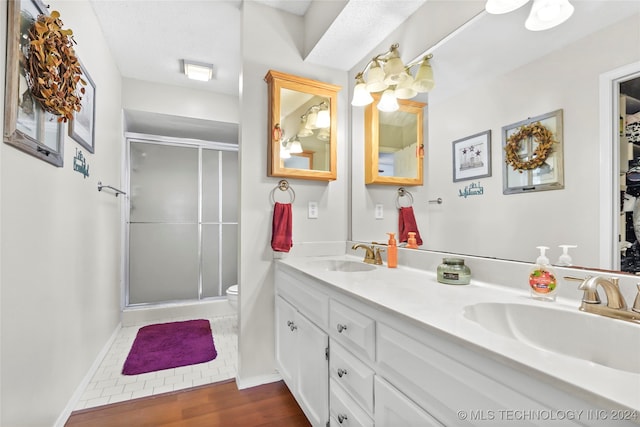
<box><xmin>265</xmin><ymin>70</ymin><xmax>341</xmax><ymax>181</ymax></box>
<box><xmin>365</xmin><ymin>95</ymin><xmax>425</xmax><ymax>185</ymax></box>
<box><xmin>350</xmin><ymin>2</ymin><xmax>640</xmax><ymax>272</ymax></box>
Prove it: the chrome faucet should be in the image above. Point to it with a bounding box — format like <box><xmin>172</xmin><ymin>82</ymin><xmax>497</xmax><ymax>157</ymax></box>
<box><xmin>577</xmin><ymin>276</ymin><xmax>640</xmax><ymax>323</ymax></box>
<box><xmin>352</xmin><ymin>243</ymin><xmax>376</xmax><ymax>264</ymax></box>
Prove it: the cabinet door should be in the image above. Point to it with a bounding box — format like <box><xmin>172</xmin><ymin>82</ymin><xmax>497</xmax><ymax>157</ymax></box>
<box><xmin>275</xmin><ymin>295</ymin><xmax>298</xmax><ymax>388</ymax></box>
<box><xmin>375</xmin><ymin>377</ymin><xmax>443</xmax><ymax>427</ymax></box>
<box><xmin>296</xmin><ymin>312</ymin><xmax>329</xmax><ymax>427</ymax></box>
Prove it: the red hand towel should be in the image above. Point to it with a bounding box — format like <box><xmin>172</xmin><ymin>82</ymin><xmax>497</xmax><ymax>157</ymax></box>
<box><xmin>399</xmin><ymin>206</ymin><xmax>423</xmax><ymax>246</ymax></box>
<box><xmin>271</xmin><ymin>202</ymin><xmax>293</xmax><ymax>252</ymax></box>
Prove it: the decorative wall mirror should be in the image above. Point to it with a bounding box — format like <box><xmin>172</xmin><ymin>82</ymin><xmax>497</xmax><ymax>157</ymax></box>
<box><xmin>265</xmin><ymin>70</ymin><xmax>341</xmax><ymax>181</ymax></box>
<box><xmin>4</xmin><ymin>0</ymin><xmax>65</xmax><ymax>167</ymax></box>
<box><xmin>365</xmin><ymin>95</ymin><xmax>425</xmax><ymax>185</ymax></box>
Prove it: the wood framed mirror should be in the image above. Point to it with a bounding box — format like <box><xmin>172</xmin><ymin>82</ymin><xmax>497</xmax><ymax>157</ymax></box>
<box><xmin>365</xmin><ymin>95</ymin><xmax>425</xmax><ymax>185</ymax></box>
<box><xmin>265</xmin><ymin>70</ymin><xmax>341</xmax><ymax>181</ymax></box>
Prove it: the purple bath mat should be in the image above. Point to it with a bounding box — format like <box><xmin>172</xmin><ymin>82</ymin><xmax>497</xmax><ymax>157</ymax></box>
<box><xmin>122</xmin><ymin>319</ymin><xmax>217</xmax><ymax>375</ymax></box>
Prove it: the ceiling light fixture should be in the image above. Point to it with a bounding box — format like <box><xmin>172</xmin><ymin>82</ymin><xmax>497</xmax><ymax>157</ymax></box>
<box><xmin>182</xmin><ymin>60</ymin><xmax>214</xmax><ymax>82</ymax></box>
<box><xmin>485</xmin><ymin>0</ymin><xmax>574</xmax><ymax>31</ymax></box>
<box><xmin>351</xmin><ymin>44</ymin><xmax>434</xmax><ymax>112</ymax></box>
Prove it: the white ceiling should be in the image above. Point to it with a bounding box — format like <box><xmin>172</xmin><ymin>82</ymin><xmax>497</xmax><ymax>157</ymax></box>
<box><xmin>89</xmin><ymin>0</ymin><xmax>427</xmax><ymax>140</ymax></box>
<box><xmin>88</xmin><ymin>0</ymin><xmax>640</xmax><ymax>141</ymax></box>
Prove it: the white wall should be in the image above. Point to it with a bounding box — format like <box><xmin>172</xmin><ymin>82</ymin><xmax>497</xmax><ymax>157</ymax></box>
<box><xmin>350</xmin><ymin>1</ymin><xmax>484</xmax><ymax>246</ymax></box>
<box><xmin>352</xmin><ymin>12</ymin><xmax>640</xmax><ymax>268</ymax></box>
<box><xmin>0</xmin><ymin>1</ymin><xmax>122</xmax><ymax>425</ymax></box>
<box><xmin>426</xmin><ymin>16</ymin><xmax>640</xmax><ymax>266</ymax></box>
<box><xmin>238</xmin><ymin>2</ymin><xmax>349</xmax><ymax>386</ymax></box>
<box><xmin>121</xmin><ymin>78</ymin><xmax>239</xmax><ymax>125</ymax></box>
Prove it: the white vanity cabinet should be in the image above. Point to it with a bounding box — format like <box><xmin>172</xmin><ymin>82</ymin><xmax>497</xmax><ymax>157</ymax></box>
<box><xmin>275</xmin><ymin>268</ymin><xmax>330</xmax><ymax>427</ymax></box>
<box><xmin>275</xmin><ymin>263</ymin><xmax>638</xmax><ymax>427</ymax></box>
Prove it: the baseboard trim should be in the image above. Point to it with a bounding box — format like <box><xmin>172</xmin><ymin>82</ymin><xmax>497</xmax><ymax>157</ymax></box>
<box><xmin>235</xmin><ymin>372</ymin><xmax>282</xmax><ymax>390</ymax></box>
<box><xmin>54</xmin><ymin>322</ymin><xmax>122</xmax><ymax>427</ymax></box>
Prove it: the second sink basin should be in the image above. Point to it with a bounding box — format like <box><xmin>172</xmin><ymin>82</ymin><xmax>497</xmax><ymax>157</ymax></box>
<box><xmin>464</xmin><ymin>302</ymin><xmax>640</xmax><ymax>373</ymax></box>
<box><xmin>308</xmin><ymin>259</ymin><xmax>376</xmax><ymax>272</ymax></box>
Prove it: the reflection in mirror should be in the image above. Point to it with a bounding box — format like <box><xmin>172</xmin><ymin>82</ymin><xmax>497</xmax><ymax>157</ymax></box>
<box><xmin>618</xmin><ymin>74</ymin><xmax>640</xmax><ymax>273</ymax></box>
<box><xmin>265</xmin><ymin>70</ymin><xmax>341</xmax><ymax>181</ymax></box>
<box><xmin>280</xmin><ymin>90</ymin><xmax>330</xmax><ymax>172</ymax></box>
<box><xmin>365</xmin><ymin>95</ymin><xmax>425</xmax><ymax>185</ymax></box>
<box><xmin>351</xmin><ymin>2</ymin><xmax>640</xmax><ymax>273</ymax></box>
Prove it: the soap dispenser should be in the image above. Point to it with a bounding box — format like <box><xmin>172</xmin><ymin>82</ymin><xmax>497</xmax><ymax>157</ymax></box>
<box><xmin>387</xmin><ymin>233</ymin><xmax>397</xmax><ymax>268</ymax></box>
<box><xmin>556</xmin><ymin>245</ymin><xmax>577</xmax><ymax>266</ymax></box>
<box><xmin>529</xmin><ymin>246</ymin><xmax>558</xmax><ymax>302</ymax></box>
<box><xmin>406</xmin><ymin>232</ymin><xmax>419</xmax><ymax>249</ymax></box>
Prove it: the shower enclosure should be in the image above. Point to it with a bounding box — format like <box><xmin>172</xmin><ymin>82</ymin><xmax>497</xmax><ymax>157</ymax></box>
<box><xmin>125</xmin><ymin>136</ymin><xmax>238</xmax><ymax>306</ymax></box>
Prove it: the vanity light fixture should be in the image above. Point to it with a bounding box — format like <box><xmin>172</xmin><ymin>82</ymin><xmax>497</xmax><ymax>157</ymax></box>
<box><xmin>485</xmin><ymin>0</ymin><xmax>530</xmax><ymax>14</ymax></box>
<box><xmin>182</xmin><ymin>60</ymin><xmax>215</xmax><ymax>81</ymax></box>
<box><xmin>297</xmin><ymin>101</ymin><xmax>330</xmax><ymax>137</ymax></box>
<box><xmin>485</xmin><ymin>0</ymin><xmax>575</xmax><ymax>31</ymax></box>
<box><xmin>351</xmin><ymin>44</ymin><xmax>434</xmax><ymax>112</ymax></box>
<box><xmin>525</xmin><ymin>0</ymin><xmax>574</xmax><ymax>31</ymax></box>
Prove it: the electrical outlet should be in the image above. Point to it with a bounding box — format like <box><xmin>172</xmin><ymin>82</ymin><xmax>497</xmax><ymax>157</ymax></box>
<box><xmin>308</xmin><ymin>202</ymin><xmax>318</xmax><ymax>219</ymax></box>
<box><xmin>375</xmin><ymin>204</ymin><xmax>384</xmax><ymax>219</ymax></box>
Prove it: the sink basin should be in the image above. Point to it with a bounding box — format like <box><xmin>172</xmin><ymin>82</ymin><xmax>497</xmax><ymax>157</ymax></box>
<box><xmin>464</xmin><ymin>302</ymin><xmax>640</xmax><ymax>373</ymax></box>
<box><xmin>308</xmin><ymin>260</ymin><xmax>376</xmax><ymax>272</ymax></box>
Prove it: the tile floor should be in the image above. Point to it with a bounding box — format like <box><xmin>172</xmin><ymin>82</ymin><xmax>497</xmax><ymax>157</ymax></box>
<box><xmin>74</xmin><ymin>315</ymin><xmax>238</xmax><ymax>410</ymax></box>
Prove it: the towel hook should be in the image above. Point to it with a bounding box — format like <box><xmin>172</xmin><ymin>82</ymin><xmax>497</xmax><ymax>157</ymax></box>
<box><xmin>270</xmin><ymin>179</ymin><xmax>296</xmax><ymax>204</ymax></box>
<box><xmin>396</xmin><ymin>187</ymin><xmax>414</xmax><ymax>209</ymax></box>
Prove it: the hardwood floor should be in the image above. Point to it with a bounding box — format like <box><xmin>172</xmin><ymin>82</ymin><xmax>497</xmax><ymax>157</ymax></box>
<box><xmin>65</xmin><ymin>379</ymin><xmax>311</xmax><ymax>427</ymax></box>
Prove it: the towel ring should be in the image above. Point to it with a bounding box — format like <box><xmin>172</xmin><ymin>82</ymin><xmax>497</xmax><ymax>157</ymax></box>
<box><xmin>396</xmin><ymin>187</ymin><xmax>414</xmax><ymax>209</ymax></box>
<box><xmin>270</xmin><ymin>179</ymin><xmax>296</xmax><ymax>204</ymax></box>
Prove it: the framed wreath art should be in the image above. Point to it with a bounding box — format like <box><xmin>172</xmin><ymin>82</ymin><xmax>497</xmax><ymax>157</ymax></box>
<box><xmin>502</xmin><ymin>109</ymin><xmax>564</xmax><ymax>195</ymax></box>
<box><xmin>26</xmin><ymin>10</ymin><xmax>84</xmax><ymax>122</ymax></box>
<box><xmin>3</xmin><ymin>0</ymin><xmax>83</xmax><ymax>167</ymax></box>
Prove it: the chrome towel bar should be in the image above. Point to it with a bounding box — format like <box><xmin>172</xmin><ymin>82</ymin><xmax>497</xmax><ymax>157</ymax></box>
<box><xmin>98</xmin><ymin>181</ymin><xmax>127</xmax><ymax>197</ymax></box>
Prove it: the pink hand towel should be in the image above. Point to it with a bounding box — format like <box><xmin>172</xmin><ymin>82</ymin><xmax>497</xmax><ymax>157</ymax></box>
<box><xmin>399</xmin><ymin>206</ymin><xmax>423</xmax><ymax>246</ymax></box>
<box><xmin>271</xmin><ymin>202</ymin><xmax>293</xmax><ymax>252</ymax></box>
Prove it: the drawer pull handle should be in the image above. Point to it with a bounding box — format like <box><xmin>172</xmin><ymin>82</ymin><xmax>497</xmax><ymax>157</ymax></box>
<box><xmin>337</xmin><ymin>368</ymin><xmax>348</xmax><ymax>378</ymax></box>
<box><xmin>337</xmin><ymin>323</ymin><xmax>348</xmax><ymax>333</ymax></box>
<box><xmin>338</xmin><ymin>414</ymin><xmax>348</xmax><ymax>423</ymax></box>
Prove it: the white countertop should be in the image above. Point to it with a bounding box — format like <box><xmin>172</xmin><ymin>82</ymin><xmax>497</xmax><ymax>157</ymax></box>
<box><xmin>277</xmin><ymin>254</ymin><xmax>640</xmax><ymax>413</ymax></box>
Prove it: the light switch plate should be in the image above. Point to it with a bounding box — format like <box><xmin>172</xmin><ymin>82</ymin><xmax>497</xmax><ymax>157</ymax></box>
<box><xmin>308</xmin><ymin>202</ymin><xmax>318</xmax><ymax>219</ymax></box>
<box><xmin>375</xmin><ymin>204</ymin><xmax>384</xmax><ymax>219</ymax></box>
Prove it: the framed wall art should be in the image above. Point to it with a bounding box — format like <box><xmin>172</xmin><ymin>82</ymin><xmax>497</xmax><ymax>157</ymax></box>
<box><xmin>3</xmin><ymin>0</ymin><xmax>65</xmax><ymax>167</ymax></box>
<box><xmin>452</xmin><ymin>130</ymin><xmax>491</xmax><ymax>182</ymax></box>
<box><xmin>502</xmin><ymin>109</ymin><xmax>564</xmax><ymax>195</ymax></box>
<box><xmin>69</xmin><ymin>62</ymin><xmax>96</xmax><ymax>153</ymax></box>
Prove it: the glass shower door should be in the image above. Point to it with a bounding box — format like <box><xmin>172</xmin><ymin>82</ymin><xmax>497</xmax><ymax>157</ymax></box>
<box><xmin>128</xmin><ymin>142</ymin><xmax>200</xmax><ymax>304</ymax></box>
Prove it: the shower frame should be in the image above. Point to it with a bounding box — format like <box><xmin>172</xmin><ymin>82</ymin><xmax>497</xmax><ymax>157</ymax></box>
<box><xmin>123</xmin><ymin>133</ymin><xmax>238</xmax><ymax>307</ymax></box>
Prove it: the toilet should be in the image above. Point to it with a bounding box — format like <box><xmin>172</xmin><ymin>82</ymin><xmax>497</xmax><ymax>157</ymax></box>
<box><xmin>226</xmin><ymin>284</ymin><xmax>238</xmax><ymax>311</ymax></box>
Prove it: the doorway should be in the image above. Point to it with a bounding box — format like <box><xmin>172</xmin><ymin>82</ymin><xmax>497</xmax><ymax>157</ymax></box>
<box><xmin>619</xmin><ymin>76</ymin><xmax>640</xmax><ymax>272</ymax></box>
<box><xmin>125</xmin><ymin>135</ymin><xmax>238</xmax><ymax>306</ymax></box>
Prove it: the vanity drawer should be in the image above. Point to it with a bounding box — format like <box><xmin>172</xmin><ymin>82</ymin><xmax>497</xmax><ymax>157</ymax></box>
<box><xmin>329</xmin><ymin>299</ymin><xmax>375</xmax><ymax>361</ymax></box>
<box><xmin>330</xmin><ymin>378</ymin><xmax>373</xmax><ymax>427</ymax></box>
<box><xmin>329</xmin><ymin>340</ymin><xmax>374</xmax><ymax>414</ymax></box>
<box><xmin>276</xmin><ymin>267</ymin><xmax>329</xmax><ymax>329</ymax></box>
<box><xmin>376</xmin><ymin>322</ymin><xmax>575</xmax><ymax>426</ymax></box>
<box><xmin>374</xmin><ymin>376</ymin><xmax>443</xmax><ymax>427</ymax></box>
